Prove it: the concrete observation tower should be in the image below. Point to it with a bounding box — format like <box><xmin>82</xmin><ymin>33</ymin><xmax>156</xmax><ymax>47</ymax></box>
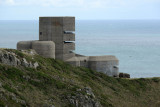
<box><xmin>17</xmin><ymin>17</ymin><xmax>119</xmax><ymax>77</ymax></box>
<box><xmin>39</xmin><ymin>17</ymin><xmax>75</xmax><ymax>61</ymax></box>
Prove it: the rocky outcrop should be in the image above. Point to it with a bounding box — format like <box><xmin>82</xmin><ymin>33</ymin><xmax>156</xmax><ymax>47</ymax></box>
<box><xmin>119</xmin><ymin>73</ymin><xmax>130</xmax><ymax>78</ymax></box>
<box><xmin>0</xmin><ymin>49</ymin><xmax>39</xmax><ymax>68</ymax></box>
<box><xmin>67</xmin><ymin>87</ymin><xmax>101</xmax><ymax>107</ymax></box>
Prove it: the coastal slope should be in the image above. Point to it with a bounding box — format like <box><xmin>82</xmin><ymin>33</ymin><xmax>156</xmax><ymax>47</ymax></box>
<box><xmin>0</xmin><ymin>49</ymin><xmax>160</xmax><ymax>107</ymax></box>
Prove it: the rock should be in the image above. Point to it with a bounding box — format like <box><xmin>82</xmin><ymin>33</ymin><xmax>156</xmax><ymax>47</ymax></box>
<box><xmin>119</xmin><ymin>73</ymin><xmax>130</xmax><ymax>78</ymax></box>
<box><xmin>119</xmin><ymin>73</ymin><xmax>123</xmax><ymax>78</ymax></box>
<box><xmin>84</xmin><ymin>87</ymin><xmax>95</xmax><ymax>98</ymax></box>
<box><xmin>67</xmin><ymin>87</ymin><xmax>101</xmax><ymax>107</ymax></box>
<box><xmin>0</xmin><ymin>49</ymin><xmax>39</xmax><ymax>69</ymax></box>
<box><xmin>29</xmin><ymin>62</ymin><xmax>33</xmax><ymax>68</ymax></box>
<box><xmin>21</xmin><ymin>58</ymin><xmax>29</xmax><ymax>67</ymax></box>
<box><xmin>0</xmin><ymin>51</ymin><xmax>21</xmax><ymax>66</ymax></box>
<box><xmin>124</xmin><ymin>73</ymin><xmax>130</xmax><ymax>78</ymax></box>
<box><xmin>21</xmin><ymin>49</ymin><xmax>37</xmax><ymax>56</ymax></box>
<box><xmin>33</xmin><ymin>62</ymin><xmax>39</xmax><ymax>68</ymax></box>
<box><xmin>76</xmin><ymin>89</ymin><xmax>82</xmax><ymax>92</ymax></box>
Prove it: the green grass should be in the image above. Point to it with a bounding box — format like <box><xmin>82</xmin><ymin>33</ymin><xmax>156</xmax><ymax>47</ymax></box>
<box><xmin>0</xmin><ymin>49</ymin><xmax>160</xmax><ymax>107</ymax></box>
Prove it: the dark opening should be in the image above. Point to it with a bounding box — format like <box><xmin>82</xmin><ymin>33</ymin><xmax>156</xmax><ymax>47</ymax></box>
<box><xmin>40</xmin><ymin>32</ymin><xmax>42</xmax><ymax>35</ymax></box>
<box><xmin>63</xmin><ymin>31</ymin><xmax>74</xmax><ymax>34</ymax></box>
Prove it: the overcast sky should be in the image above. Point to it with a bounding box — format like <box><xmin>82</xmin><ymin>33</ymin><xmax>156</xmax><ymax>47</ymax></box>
<box><xmin>0</xmin><ymin>0</ymin><xmax>160</xmax><ymax>20</ymax></box>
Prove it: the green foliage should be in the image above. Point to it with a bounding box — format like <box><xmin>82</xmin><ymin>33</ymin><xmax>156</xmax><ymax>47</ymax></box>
<box><xmin>0</xmin><ymin>49</ymin><xmax>160</xmax><ymax>107</ymax></box>
<box><xmin>55</xmin><ymin>81</ymin><xmax>66</xmax><ymax>89</ymax></box>
<box><xmin>0</xmin><ymin>100</ymin><xmax>5</xmax><ymax>107</ymax></box>
<box><xmin>2</xmin><ymin>84</ymin><xmax>17</xmax><ymax>94</ymax></box>
<box><xmin>152</xmin><ymin>77</ymin><xmax>160</xmax><ymax>83</ymax></box>
<box><xmin>2</xmin><ymin>67</ymin><xmax>24</xmax><ymax>82</ymax></box>
<box><xmin>14</xmin><ymin>50</ymin><xmax>24</xmax><ymax>58</ymax></box>
<box><xmin>5</xmin><ymin>49</ymin><xmax>24</xmax><ymax>57</ymax></box>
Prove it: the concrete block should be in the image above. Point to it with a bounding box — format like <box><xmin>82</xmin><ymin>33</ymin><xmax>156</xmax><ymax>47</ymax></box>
<box><xmin>17</xmin><ymin>41</ymin><xmax>33</xmax><ymax>50</ymax></box>
<box><xmin>63</xmin><ymin>33</ymin><xmax>75</xmax><ymax>41</ymax></box>
<box><xmin>65</xmin><ymin>57</ymin><xmax>80</xmax><ymax>66</ymax></box>
<box><xmin>88</xmin><ymin>56</ymin><xmax>119</xmax><ymax>77</ymax></box>
<box><xmin>63</xmin><ymin>17</ymin><xmax>75</xmax><ymax>31</ymax></box>
<box><xmin>63</xmin><ymin>53</ymin><xmax>75</xmax><ymax>61</ymax></box>
<box><xmin>63</xmin><ymin>42</ymin><xmax>75</xmax><ymax>50</ymax></box>
<box><xmin>76</xmin><ymin>56</ymin><xmax>89</xmax><ymax>68</ymax></box>
<box><xmin>32</xmin><ymin>41</ymin><xmax>55</xmax><ymax>58</ymax></box>
<box><xmin>39</xmin><ymin>17</ymin><xmax>75</xmax><ymax>61</ymax></box>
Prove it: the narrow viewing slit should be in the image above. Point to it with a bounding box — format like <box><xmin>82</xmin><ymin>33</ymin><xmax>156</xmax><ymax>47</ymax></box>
<box><xmin>40</xmin><ymin>32</ymin><xmax>42</xmax><ymax>35</ymax></box>
<box><xmin>63</xmin><ymin>31</ymin><xmax>74</xmax><ymax>34</ymax></box>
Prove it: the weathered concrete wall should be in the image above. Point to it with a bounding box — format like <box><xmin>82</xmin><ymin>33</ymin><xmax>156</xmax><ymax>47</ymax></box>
<box><xmin>63</xmin><ymin>33</ymin><xmax>75</xmax><ymax>41</ymax></box>
<box><xmin>88</xmin><ymin>56</ymin><xmax>119</xmax><ymax>77</ymax></box>
<box><xmin>65</xmin><ymin>55</ymin><xmax>119</xmax><ymax>77</ymax></box>
<box><xmin>32</xmin><ymin>41</ymin><xmax>55</xmax><ymax>58</ymax></box>
<box><xmin>78</xmin><ymin>56</ymin><xmax>89</xmax><ymax>68</ymax></box>
<box><xmin>17</xmin><ymin>16</ymin><xmax>119</xmax><ymax>77</ymax></box>
<box><xmin>17</xmin><ymin>40</ymin><xmax>55</xmax><ymax>59</ymax></box>
<box><xmin>63</xmin><ymin>17</ymin><xmax>75</xmax><ymax>31</ymax></box>
<box><xmin>65</xmin><ymin>57</ymin><xmax>80</xmax><ymax>66</ymax></box>
<box><xmin>39</xmin><ymin>17</ymin><xmax>75</xmax><ymax>61</ymax></box>
<box><xmin>17</xmin><ymin>41</ymin><xmax>32</xmax><ymax>50</ymax></box>
<box><xmin>64</xmin><ymin>42</ymin><xmax>75</xmax><ymax>50</ymax></box>
<box><xmin>65</xmin><ymin>56</ymin><xmax>89</xmax><ymax>67</ymax></box>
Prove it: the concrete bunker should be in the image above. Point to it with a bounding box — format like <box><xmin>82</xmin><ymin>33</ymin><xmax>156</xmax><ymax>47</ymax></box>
<box><xmin>88</xmin><ymin>56</ymin><xmax>119</xmax><ymax>77</ymax></box>
<box><xmin>17</xmin><ymin>40</ymin><xmax>55</xmax><ymax>58</ymax></box>
<box><xmin>17</xmin><ymin>16</ymin><xmax>119</xmax><ymax>77</ymax></box>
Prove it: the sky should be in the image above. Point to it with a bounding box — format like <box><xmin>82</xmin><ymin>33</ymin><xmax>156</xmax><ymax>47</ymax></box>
<box><xmin>0</xmin><ymin>0</ymin><xmax>160</xmax><ymax>20</ymax></box>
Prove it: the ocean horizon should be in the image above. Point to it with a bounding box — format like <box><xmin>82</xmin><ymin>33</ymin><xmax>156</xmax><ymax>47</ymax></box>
<box><xmin>0</xmin><ymin>20</ymin><xmax>160</xmax><ymax>78</ymax></box>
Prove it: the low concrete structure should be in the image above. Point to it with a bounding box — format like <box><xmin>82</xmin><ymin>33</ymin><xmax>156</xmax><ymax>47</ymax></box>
<box><xmin>32</xmin><ymin>41</ymin><xmax>55</xmax><ymax>58</ymax></box>
<box><xmin>88</xmin><ymin>56</ymin><xmax>119</xmax><ymax>77</ymax></box>
<box><xmin>17</xmin><ymin>41</ymin><xmax>55</xmax><ymax>58</ymax></box>
<box><xmin>17</xmin><ymin>16</ymin><xmax>119</xmax><ymax>77</ymax></box>
<box><xmin>66</xmin><ymin>55</ymin><xmax>119</xmax><ymax>77</ymax></box>
<box><xmin>17</xmin><ymin>41</ymin><xmax>32</xmax><ymax>50</ymax></box>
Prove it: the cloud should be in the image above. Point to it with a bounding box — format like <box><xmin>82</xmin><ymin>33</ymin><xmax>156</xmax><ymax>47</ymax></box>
<box><xmin>0</xmin><ymin>0</ymin><xmax>160</xmax><ymax>8</ymax></box>
<box><xmin>0</xmin><ymin>0</ymin><xmax>123</xmax><ymax>8</ymax></box>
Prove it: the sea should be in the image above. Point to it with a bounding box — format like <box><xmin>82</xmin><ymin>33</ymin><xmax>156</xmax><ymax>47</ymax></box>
<box><xmin>0</xmin><ymin>20</ymin><xmax>160</xmax><ymax>78</ymax></box>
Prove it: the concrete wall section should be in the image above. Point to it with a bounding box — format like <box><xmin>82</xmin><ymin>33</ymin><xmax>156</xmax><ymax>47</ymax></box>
<box><xmin>39</xmin><ymin>17</ymin><xmax>63</xmax><ymax>42</ymax></box>
<box><xmin>88</xmin><ymin>56</ymin><xmax>119</xmax><ymax>77</ymax></box>
<box><xmin>17</xmin><ymin>41</ymin><xmax>33</xmax><ymax>50</ymax></box>
<box><xmin>17</xmin><ymin>40</ymin><xmax>55</xmax><ymax>59</ymax></box>
<box><xmin>63</xmin><ymin>53</ymin><xmax>75</xmax><ymax>61</ymax></box>
<box><xmin>39</xmin><ymin>17</ymin><xmax>75</xmax><ymax>61</ymax></box>
<box><xmin>63</xmin><ymin>17</ymin><xmax>75</xmax><ymax>31</ymax></box>
<box><xmin>63</xmin><ymin>42</ymin><xmax>75</xmax><ymax>50</ymax></box>
<box><xmin>65</xmin><ymin>57</ymin><xmax>80</xmax><ymax>66</ymax></box>
<box><xmin>32</xmin><ymin>41</ymin><xmax>55</xmax><ymax>58</ymax></box>
<box><xmin>77</xmin><ymin>56</ymin><xmax>89</xmax><ymax>68</ymax></box>
<box><xmin>63</xmin><ymin>33</ymin><xmax>75</xmax><ymax>41</ymax></box>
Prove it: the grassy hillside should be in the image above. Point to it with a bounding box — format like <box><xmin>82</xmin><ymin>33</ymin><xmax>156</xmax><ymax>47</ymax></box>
<box><xmin>0</xmin><ymin>49</ymin><xmax>160</xmax><ymax>107</ymax></box>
